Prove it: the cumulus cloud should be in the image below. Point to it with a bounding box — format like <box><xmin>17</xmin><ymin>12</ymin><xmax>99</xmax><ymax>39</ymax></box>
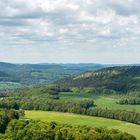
<box><xmin>0</xmin><ymin>0</ymin><xmax>140</xmax><ymax>63</ymax></box>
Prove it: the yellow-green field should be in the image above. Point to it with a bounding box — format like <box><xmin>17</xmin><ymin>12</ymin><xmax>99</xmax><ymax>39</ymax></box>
<box><xmin>25</xmin><ymin>111</ymin><xmax>140</xmax><ymax>139</ymax></box>
<box><xmin>60</xmin><ymin>92</ymin><xmax>140</xmax><ymax>112</ymax></box>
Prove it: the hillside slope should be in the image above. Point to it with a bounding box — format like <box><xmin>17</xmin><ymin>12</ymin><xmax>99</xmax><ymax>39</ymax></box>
<box><xmin>56</xmin><ymin>66</ymin><xmax>140</xmax><ymax>93</ymax></box>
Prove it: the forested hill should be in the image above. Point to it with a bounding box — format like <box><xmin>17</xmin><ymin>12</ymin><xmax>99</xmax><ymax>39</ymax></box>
<box><xmin>0</xmin><ymin>62</ymin><xmax>105</xmax><ymax>85</ymax></box>
<box><xmin>56</xmin><ymin>66</ymin><xmax>140</xmax><ymax>93</ymax></box>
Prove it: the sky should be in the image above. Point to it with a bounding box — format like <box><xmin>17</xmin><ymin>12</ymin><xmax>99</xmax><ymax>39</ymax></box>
<box><xmin>0</xmin><ymin>0</ymin><xmax>140</xmax><ymax>64</ymax></box>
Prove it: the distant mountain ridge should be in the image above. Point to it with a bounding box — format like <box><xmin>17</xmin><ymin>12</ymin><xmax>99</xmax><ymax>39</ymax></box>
<box><xmin>0</xmin><ymin>62</ymin><xmax>17</xmax><ymax>69</ymax></box>
<box><xmin>0</xmin><ymin>62</ymin><xmax>106</xmax><ymax>85</ymax></box>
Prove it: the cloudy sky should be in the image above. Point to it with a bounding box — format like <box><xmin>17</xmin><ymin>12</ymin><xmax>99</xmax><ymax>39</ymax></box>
<box><xmin>0</xmin><ymin>0</ymin><xmax>140</xmax><ymax>64</ymax></box>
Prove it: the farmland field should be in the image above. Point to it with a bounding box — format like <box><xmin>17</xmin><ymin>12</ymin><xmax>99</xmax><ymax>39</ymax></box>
<box><xmin>0</xmin><ymin>82</ymin><xmax>22</xmax><ymax>91</ymax></box>
<box><xmin>60</xmin><ymin>92</ymin><xmax>140</xmax><ymax>112</ymax></box>
<box><xmin>25</xmin><ymin>111</ymin><xmax>140</xmax><ymax>140</ymax></box>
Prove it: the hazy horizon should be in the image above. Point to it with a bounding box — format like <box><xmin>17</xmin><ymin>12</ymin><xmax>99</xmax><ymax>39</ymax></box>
<box><xmin>1</xmin><ymin>61</ymin><xmax>140</xmax><ymax>65</ymax></box>
<box><xmin>0</xmin><ymin>0</ymin><xmax>140</xmax><ymax>64</ymax></box>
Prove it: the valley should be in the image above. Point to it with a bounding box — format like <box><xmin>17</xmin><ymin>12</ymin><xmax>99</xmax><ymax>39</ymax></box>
<box><xmin>0</xmin><ymin>62</ymin><xmax>106</xmax><ymax>88</ymax></box>
<box><xmin>0</xmin><ymin>63</ymin><xmax>140</xmax><ymax>139</ymax></box>
<box><xmin>1</xmin><ymin>0</ymin><xmax>140</xmax><ymax>139</ymax></box>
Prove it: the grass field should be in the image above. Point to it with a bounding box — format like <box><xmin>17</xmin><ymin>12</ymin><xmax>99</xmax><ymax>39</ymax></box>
<box><xmin>0</xmin><ymin>82</ymin><xmax>22</xmax><ymax>90</ymax></box>
<box><xmin>25</xmin><ymin>111</ymin><xmax>140</xmax><ymax>139</ymax></box>
<box><xmin>60</xmin><ymin>92</ymin><xmax>140</xmax><ymax>112</ymax></box>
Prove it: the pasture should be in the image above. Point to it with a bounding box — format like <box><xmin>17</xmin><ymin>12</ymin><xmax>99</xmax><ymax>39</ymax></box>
<box><xmin>25</xmin><ymin>111</ymin><xmax>140</xmax><ymax>139</ymax></box>
<box><xmin>60</xmin><ymin>92</ymin><xmax>140</xmax><ymax>112</ymax></box>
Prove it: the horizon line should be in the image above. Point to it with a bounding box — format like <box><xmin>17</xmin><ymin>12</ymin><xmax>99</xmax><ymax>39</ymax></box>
<box><xmin>0</xmin><ymin>61</ymin><xmax>140</xmax><ymax>66</ymax></box>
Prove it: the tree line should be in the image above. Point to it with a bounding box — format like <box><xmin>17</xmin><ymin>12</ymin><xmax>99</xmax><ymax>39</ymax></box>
<box><xmin>0</xmin><ymin>120</ymin><xmax>136</xmax><ymax>140</ymax></box>
<box><xmin>117</xmin><ymin>98</ymin><xmax>140</xmax><ymax>105</ymax></box>
<box><xmin>86</xmin><ymin>108</ymin><xmax>140</xmax><ymax>125</ymax></box>
<box><xmin>0</xmin><ymin>86</ymin><xmax>140</xmax><ymax>125</ymax></box>
<box><xmin>0</xmin><ymin>109</ymin><xmax>24</xmax><ymax>133</ymax></box>
<box><xmin>0</xmin><ymin>97</ymin><xmax>140</xmax><ymax>125</ymax></box>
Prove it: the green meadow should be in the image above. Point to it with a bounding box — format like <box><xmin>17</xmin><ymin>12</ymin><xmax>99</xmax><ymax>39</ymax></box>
<box><xmin>0</xmin><ymin>82</ymin><xmax>22</xmax><ymax>90</ymax></box>
<box><xmin>60</xmin><ymin>92</ymin><xmax>140</xmax><ymax>112</ymax></box>
<box><xmin>25</xmin><ymin>111</ymin><xmax>140</xmax><ymax>140</ymax></box>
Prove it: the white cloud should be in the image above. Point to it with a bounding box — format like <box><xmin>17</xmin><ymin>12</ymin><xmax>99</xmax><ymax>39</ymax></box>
<box><xmin>0</xmin><ymin>0</ymin><xmax>140</xmax><ymax>63</ymax></box>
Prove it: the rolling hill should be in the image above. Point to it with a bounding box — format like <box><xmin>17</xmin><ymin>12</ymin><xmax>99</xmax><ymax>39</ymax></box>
<box><xmin>56</xmin><ymin>66</ymin><xmax>140</xmax><ymax>93</ymax></box>
<box><xmin>0</xmin><ymin>62</ymin><xmax>105</xmax><ymax>86</ymax></box>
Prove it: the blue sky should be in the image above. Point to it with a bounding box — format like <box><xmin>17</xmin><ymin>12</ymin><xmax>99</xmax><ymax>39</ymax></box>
<box><xmin>0</xmin><ymin>0</ymin><xmax>140</xmax><ymax>64</ymax></box>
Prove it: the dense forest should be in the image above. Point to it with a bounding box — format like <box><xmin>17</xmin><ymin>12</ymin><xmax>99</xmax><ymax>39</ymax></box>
<box><xmin>0</xmin><ymin>119</ymin><xmax>136</xmax><ymax>140</ymax></box>
<box><xmin>0</xmin><ymin>109</ymin><xmax>24</xmax><ymax>133</ymax></box>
